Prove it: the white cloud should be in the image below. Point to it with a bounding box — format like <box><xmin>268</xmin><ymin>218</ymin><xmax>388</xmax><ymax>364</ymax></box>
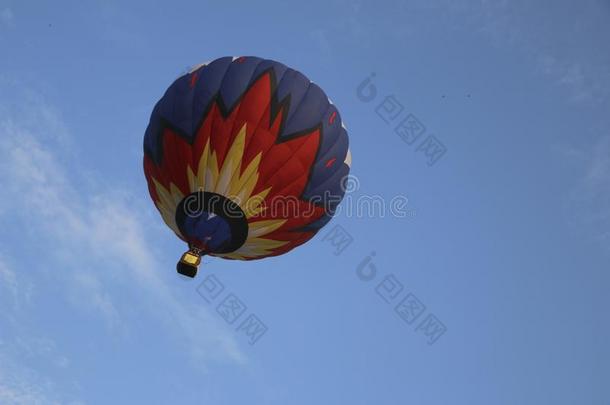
<box><xmin>12</xmin><ymin>336</ymin><xmax>70</xmax><ymax>370</ymax></box>
<box><xmin>0</xmin><ymin>260</ymin><xmax>76</xmax><ymax>403</ymax></box>
<box><xmin>536</xmin><ymin>55</ymin><xmax>608</xmax><ymax>103</ymax></box>
<box><xmin>562</xmin><ymin>135</ymin><xmax>610</xmax><ymax>248</ymax></box>
<box><xmin>424</xmin><ymin>0</ymin><xmax>610</xmax><ymax>104</ymax></box>
<box><xmin>0</xmin><ymin>378</ymin><xmax>60</xmax><ymax>405</ymax></box>
<box><xmin>0</xmin><ymin>80</ymin><xmax>245</xmax><ymax>369</ymax></box>
<box><xmin>0</xmin><ymin>257</ymin><xmax>18</xmax><ymax>305</ymax></box>
<box><xmin>0</xmin><ymin>8</ymin><xmax>14</xmax><ymax>28</ymax></box>
<box><xmin>0</xmin><ymin>255</ymin><xmax>33</xmax><ymax>316</ymax></box>
<box><xmin>0</xmin><ymin>336</ymin><xmax>76</xmax><ymax>405</ymax></box>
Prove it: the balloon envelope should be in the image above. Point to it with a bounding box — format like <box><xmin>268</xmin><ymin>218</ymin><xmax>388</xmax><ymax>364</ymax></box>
<box><xmin>143</xmin><ymin>56</ymin><xmax>351</xmax><ymax>261</ymax></box>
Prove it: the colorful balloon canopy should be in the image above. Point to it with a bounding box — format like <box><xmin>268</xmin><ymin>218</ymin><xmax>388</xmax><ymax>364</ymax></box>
<box><xmin>143</xmin><ymin>56</ymin><xmax>351</xmax><ymax>275</ymax></box>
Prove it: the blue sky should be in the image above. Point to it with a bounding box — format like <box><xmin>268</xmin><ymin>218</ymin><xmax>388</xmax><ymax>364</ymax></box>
<box><xmin>1</xmin><ymin>0</ymin><xmax>609</xmax><ymax>404</ymax></box>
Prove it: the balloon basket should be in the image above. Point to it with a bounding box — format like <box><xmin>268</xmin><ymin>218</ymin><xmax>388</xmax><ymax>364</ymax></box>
<box><xmin>177</xmin><ymin>250</ymin><xmax>201</xmax><ymax>278</ymax></box>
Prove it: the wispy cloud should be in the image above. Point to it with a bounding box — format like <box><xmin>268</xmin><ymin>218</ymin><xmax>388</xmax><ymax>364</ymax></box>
<box><xmin>537</xmin><ymin>54</ymin><xmax>609</xmax><ymax>103</ymax></box>
<box><xmin>561</xmin><ymin>135</ymin><xmax>610</xmax><ymax>248</ymax></box>
<box><xmin>0</xmin><ymin>372</ymin><xmax>62</xmax><ymax>405</ymax></box>
<box><xmin>428</xmin><ymin>0</ymin><xmax>610</xmax><ymax>104</ymax></box>
<box><xmin>0</xmin><ymin>256</ymin><xmax>18</xmax><ymax>307</ymax></box>
<box><xmin>0</xmin><ymin>256</ymin><xmax>76</xmax><ymax>404</ymax></box>
<box><xmin>0</xmin><ymin>255</ymin><xmax>34</xmax><ymax>322</ymax></box>
<box><xmin>0</xmin><ymin>79</ymin><xmax>245</xmax><ymax>369</ymax></box>
<box><xmin>0</xmin><ymin>7</ymin><xmax>14</xmax><ymax>28</ymax></box>
<box><xmin>0</xmin><ymin>312</ymin><xmax>76</xmax><ymax>405</ymax></box>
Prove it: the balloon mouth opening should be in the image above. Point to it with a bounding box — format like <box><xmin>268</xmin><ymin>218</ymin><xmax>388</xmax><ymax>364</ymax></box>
<box><xmin>175</xmin><ymin>191</ymin><xmax>248</xmax><ymax>254</ymax></box>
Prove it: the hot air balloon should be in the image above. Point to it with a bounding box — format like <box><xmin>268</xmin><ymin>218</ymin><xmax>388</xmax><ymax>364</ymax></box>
<box><xmin>143</xmin><ymin>56</ymin><xmax>351</xmax><ymax>277</ymax></box>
